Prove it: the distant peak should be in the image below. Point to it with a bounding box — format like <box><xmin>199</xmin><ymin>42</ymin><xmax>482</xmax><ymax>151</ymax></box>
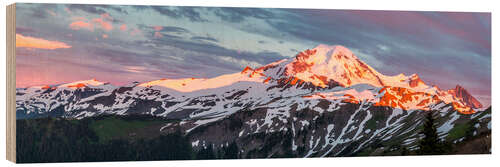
<box><xmin>455</xmin><ymin>84</ymin><xmax>465</xmax><ymax>90</ymax></box>
<box><xmin>241</xmin><ymin>66</ymin><xmax>254</xmax><ymax>74</ymax></box>
<box><xmin>58</xmin><ymin>79</ymin><xmax>108</xmax><ymax>88</ymax></box>
<box><xmin>449</xmin><ymin>85</ymin><xmax>483</xmax><ymax>108</ymax></box>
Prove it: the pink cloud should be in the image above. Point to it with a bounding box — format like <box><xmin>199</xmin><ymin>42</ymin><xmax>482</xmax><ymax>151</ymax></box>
<box><xmin>69</xmin><ymin>21</ymin><xmax>94</xmax><ymax>31</ymax></box>
<box><xmin>71</xmin><ymin>16</ymin><xmax>87</xmax><ymax>21</ymax></box>
<box><xmin>69</xmin><ymin>13</ymin><xmax>113</xmax><ymax>32</ymax></box>
<box><xmin>154</xmin><ymin>32</ymin><xmax>163</xmax><ymax>38</ymax></box>
<box><xmin>153</xmin><ymin>26</ymin><xmax>163</xmax><ymax>31</ymax></box>
<box><xmin>101</xmin><ymin>13</ymin><xmax>113</xmax><ymax>21</ymax></box>
<box><xmin>120</xmin><ymin>24</ymin><xmax>127</xmax><ymax>32</ymax></box>
<box><xmin>346</xmin><ymin>11</ymin><xmax>490</xmax><ymax>50</ymax></box>
<box><xmin>130</xmin><ymin>28</ymin><xmax>142</xmax><ymax>36</ymax></box>
<box><xmin>92</xmin><ymin>18</ymin><xmax>113</xmax><ymax>31</ymax></box>
<box><xmin>16</xmin><ymin>33</ymin><xmax>71</xmax><ymax>50</ymax></box>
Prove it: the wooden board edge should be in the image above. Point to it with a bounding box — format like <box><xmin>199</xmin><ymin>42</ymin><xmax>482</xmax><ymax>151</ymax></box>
<box><xmin>6</xmin><ymin>3</ymin><xmax>16</xmax><ymax>163</ymax></box>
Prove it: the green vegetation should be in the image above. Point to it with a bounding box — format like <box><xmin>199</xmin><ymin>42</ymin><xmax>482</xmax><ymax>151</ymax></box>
<box><xmin>16</xmin><ymin>115</ymin><xmax>255</xmax><ymax>163</ymax></box>
<box><xmin>365</xmin><ymin>110</ymin><xmax>386</xmax><ymax>130</ymax></box>
<box><xmin>16</xmin><ymin>116</ymin><xmax>194</xmax><ymax>163</ymax></box>
<box><xmin>418</xmin><ymin>111</ymin><xmax>447</xmax><ymax>155</ymax></box>
<box><xmin>89</xmin><ymin>117</ymin><xmax>163</xmax><ymax>142</ymax></box>
<box><xmin>447</xmin><ymin>123</ymin><xmax>470</xmax><ymax>141</ymax></box>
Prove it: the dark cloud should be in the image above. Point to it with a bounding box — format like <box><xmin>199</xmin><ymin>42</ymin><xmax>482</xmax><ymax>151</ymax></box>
<box><xmin>156</xmin><ymin>33</ymin><xmax>183</xmax><ymax>39</ymax></box>
<box><xmin>131</xmin><ymin>5</ymin><xmax>149</xmax><ymax>11</ymax></box>
<box><xmin>30</xmin><ymin>6</ymin><xmax>48</xmax><ymax>18</ymax></box>
<box><xmin>93</xmin><ymin>5</ymin><xmax>129</xmax><ymax>14</ymax></box>
<box><xmin>191</xmin><ymin>36</ymin><xmax>218</xmax><ymax>42</ymax></box>
<box><xmin>139</xmin><ymin>34</ymin><xmax>286</xmax><ymax>68</ymax></box>
<box><xmin>138</xmin><ymin>24</ymin><xmax>190</xmax><ymax>34</ymax></box>
<box><xmin>67</xmin><ymin>4</ymin><xmax>107</xmax><ymax>14</ymax></box>
<box><xmin>151</xmin><ymin>6</ymin><xmax>180</xmax><ymax>18</ymax></box>
<box><xmin>67</xmin><ymin>4</ymin><xmax>129</xmax><ymax>15</ymax></box>
<box><xmin>66</xmin><ymin>4</ymin><xmax>129</xmax><ymax>15</ymax></box>
<box><xmin>151</xmin><ymin>6</ymin><xmax>206</xmax><ymax>22</ymax></box>
<box><xmin>161</xmin><ymin>26</ymin><xmax>190</xmax><ymax>33</ymax></box>
<box><xmin>16</xmin><ymin>27</ymin><xmax>36</xmax><ymax>34</ymax></box>
<box><xmin>22</xmin><ymin>3</ymin><xmax>59</xmax><ymax>19</ymax></box>
<box><xmin>213</xmin><ymin>7</ymin><xmax>275</xmax><ymax>23</ymax></box>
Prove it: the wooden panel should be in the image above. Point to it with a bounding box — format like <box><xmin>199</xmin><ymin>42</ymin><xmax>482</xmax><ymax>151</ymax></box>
<box><xmin>6</xmin><ymin>3</ymin><xmax>16</xmax><ymax>163</ymax></box>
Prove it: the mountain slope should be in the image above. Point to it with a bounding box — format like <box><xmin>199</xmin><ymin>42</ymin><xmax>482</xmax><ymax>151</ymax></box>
<box><xmin>15</xmin><ymin>44</ymin><xmax>489</xmax><ymax>157</ymax></box>
<box><xmin>448</xmin><ymin>85</ymin><xmax>483</xmax><ymax>109</ymax></box>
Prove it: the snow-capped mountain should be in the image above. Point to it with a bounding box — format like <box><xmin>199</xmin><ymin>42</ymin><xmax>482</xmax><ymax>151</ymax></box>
<box><xmin>15</xmin><ymin>45</ymin><xmax>490</xmax><ymax>157</ymax></box>
<box><xmin>448</xmin><ymin>85</ymin><xmax>483</xmax><ymax>109</ymax></box>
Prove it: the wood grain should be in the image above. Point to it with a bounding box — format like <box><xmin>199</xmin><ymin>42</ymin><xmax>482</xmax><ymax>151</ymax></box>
<box><xmin>6</xmin><ymin>3</ymin><xmax>16</xmax><ymax>163</ymax></box>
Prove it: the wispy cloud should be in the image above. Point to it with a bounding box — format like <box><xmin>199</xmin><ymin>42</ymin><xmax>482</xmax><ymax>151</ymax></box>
<box><xmin>16</xmin><ymin>33</ymin><xmax>71</xmax><ymax>50</ymax></box>
<box><xmin>70</xmin><ymin>21</ymin><xmax>94</xmax><ymax>31</ymax></box>
<box><xmin>69</xmin><ymin>13</ymin><xmax>114</xmax><ymax>32</ymax></box>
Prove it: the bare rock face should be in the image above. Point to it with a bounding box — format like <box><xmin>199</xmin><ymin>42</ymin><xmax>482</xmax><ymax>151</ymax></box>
<box><xmin>408</xmin><ymin>74</ymin><xmax>425</xmax><ymax>88</ymax></box>
<box><xmin>449</xmin><ymin>85</ymin><xmax>483</xmax><ymax>108</ymax></box>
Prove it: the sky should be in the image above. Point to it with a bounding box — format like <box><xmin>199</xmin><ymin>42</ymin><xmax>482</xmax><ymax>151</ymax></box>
<box><xmin>15</xmin><ymin>3</ymin><xmax>491</xmax><ymax>106</ymax></box>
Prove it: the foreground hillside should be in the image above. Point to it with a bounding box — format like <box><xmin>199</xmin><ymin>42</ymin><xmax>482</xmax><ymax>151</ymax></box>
<box><xmin>16</xmin><ymin>110</ymin><xmax>490</xmax><ymax>162</ymax></box>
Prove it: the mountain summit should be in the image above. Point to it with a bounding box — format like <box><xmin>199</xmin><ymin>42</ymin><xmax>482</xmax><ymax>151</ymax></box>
<box><xmin>246</xmin><ymin>44</ymin><xmax>482</xmax><ymax>113</ymax></box>
<box><xmin>283</xmin><ymin>45</ymin><xmax>384</xmax><ymax>88</ymax></box>
<box><xmin>449</xmin><ymin>85</ymin><xmax>483</xmax><ymax>108</ymax></box>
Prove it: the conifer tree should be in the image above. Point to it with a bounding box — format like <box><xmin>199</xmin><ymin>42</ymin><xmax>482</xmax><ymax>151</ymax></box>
<box><xmin>418</xmin><ymin>111</ymin><xmax>445</xmax><ymax>155</ymax></box>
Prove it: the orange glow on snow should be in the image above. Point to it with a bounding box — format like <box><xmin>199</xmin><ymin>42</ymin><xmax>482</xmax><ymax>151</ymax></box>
<box><xmin>67</xmin><ymin>83</ymin><xmax>87</xmax><ymax>88</ymax></box>
<box><xmin>16</xmin><ymin>34</ymin><xmax>72</xmax><ymax>50</ymax></box>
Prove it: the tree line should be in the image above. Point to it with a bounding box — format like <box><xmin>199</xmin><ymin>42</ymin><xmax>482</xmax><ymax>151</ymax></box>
<box><xmin>16</xmin><ymin>117</ymin><xmax>240</xmax><ymax>163</ymax></box>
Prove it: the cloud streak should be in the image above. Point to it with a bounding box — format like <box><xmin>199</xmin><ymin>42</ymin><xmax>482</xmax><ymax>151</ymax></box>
<box><xmin>70</xmin><ymin>21</ymin><xmax>94</xmax><ymax>31</ymax></box>
<box><xmin>16</xmin><ymin>33</ymin><xmax>71</xmax><ymax>50</ymax></box>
